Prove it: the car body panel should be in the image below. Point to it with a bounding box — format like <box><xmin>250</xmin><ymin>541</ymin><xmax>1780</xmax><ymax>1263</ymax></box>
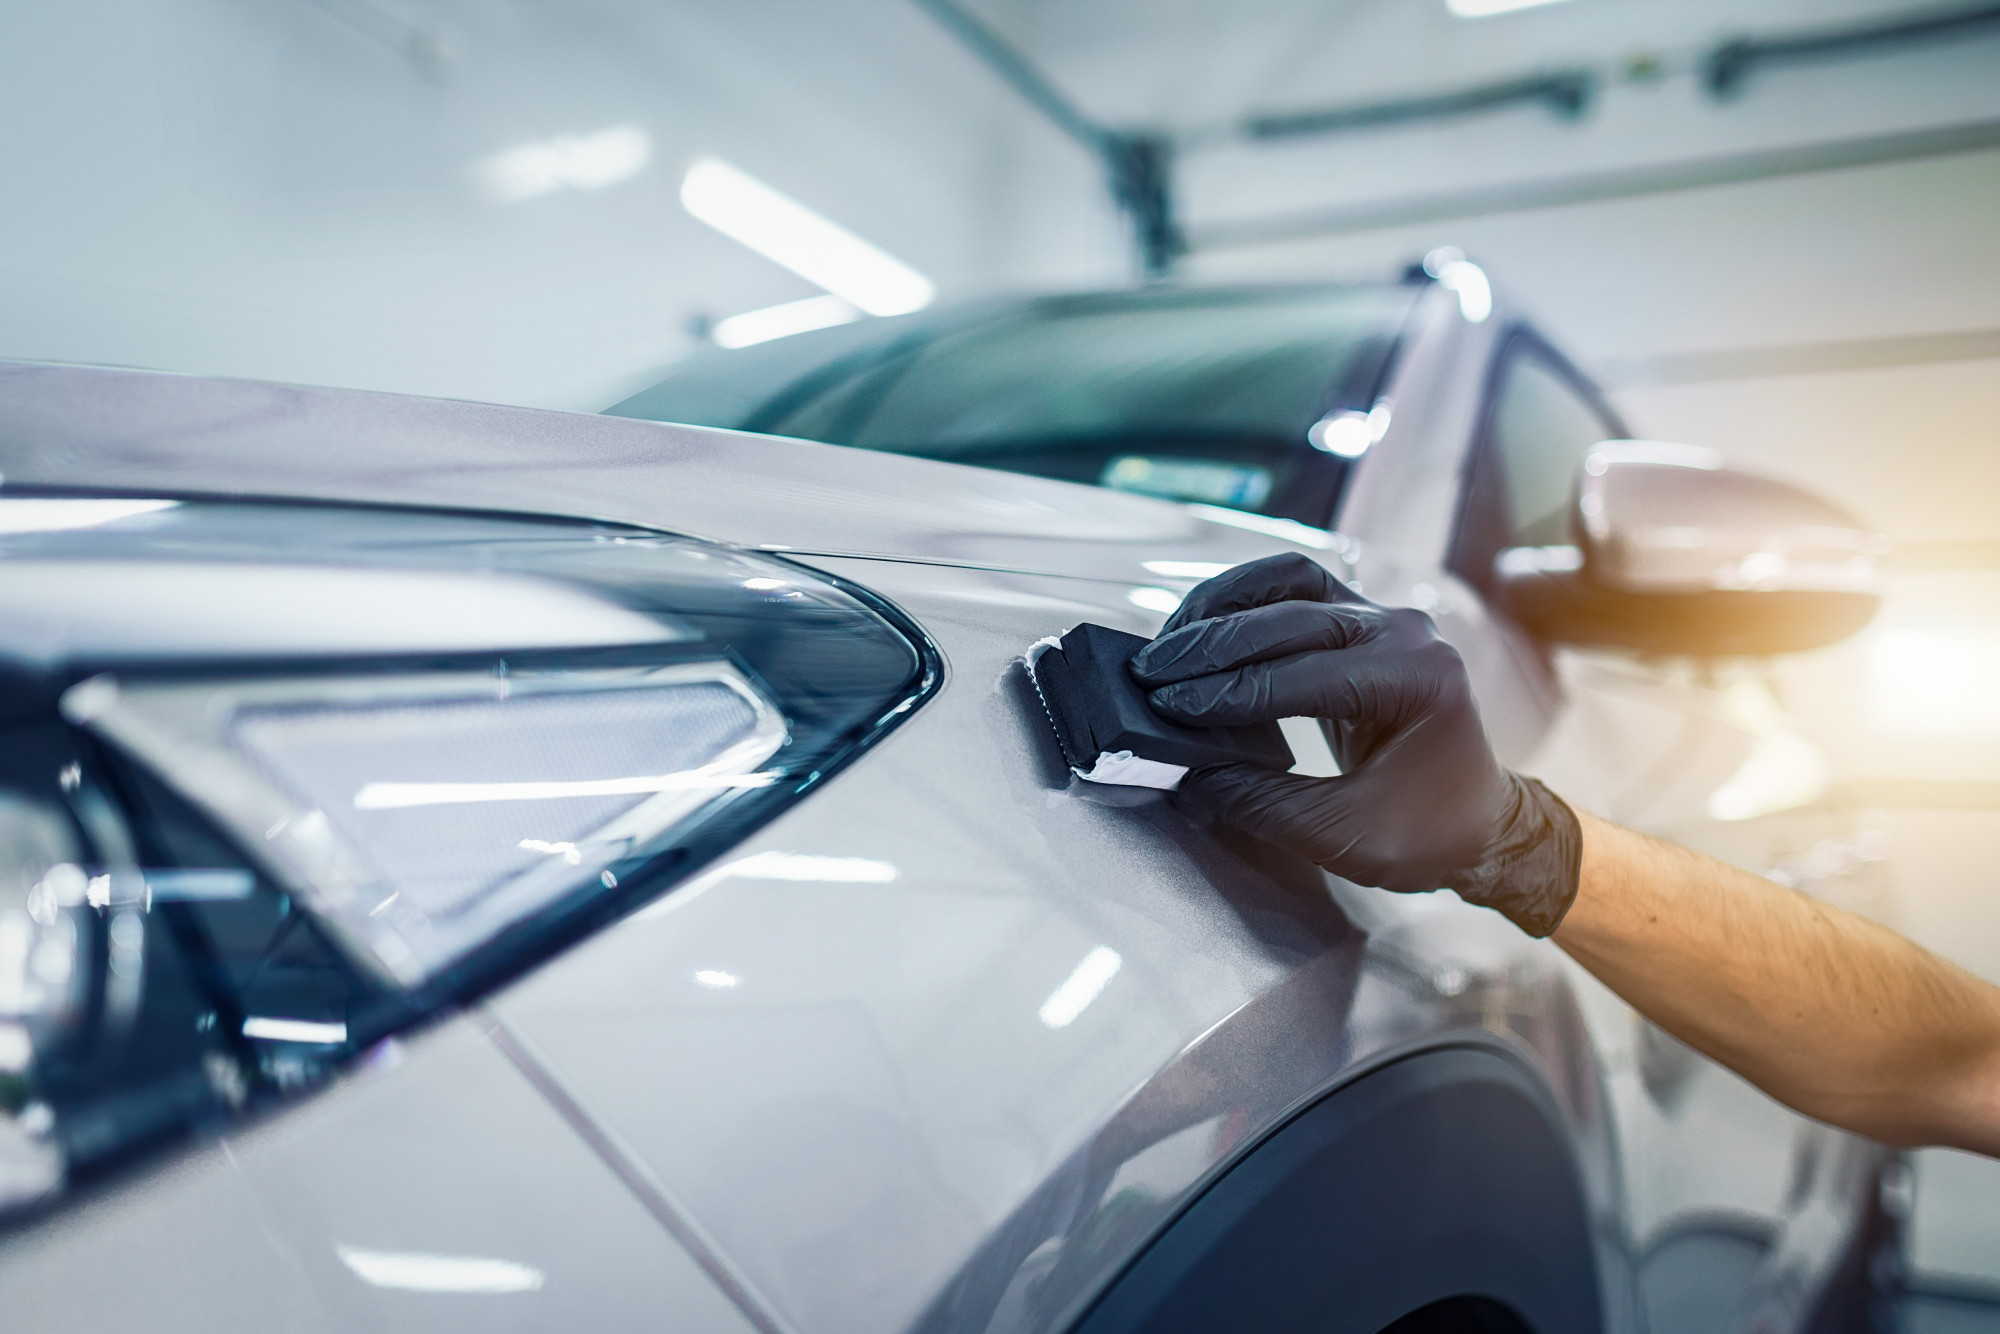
<box><xmin>0</xmin><ymin>293</ymin><xmax>1882</xmax><ymax>1334</ymax></box>
<box><xmin>486</xmin><ymin>552</ymin><xmax>1621</xmax><ymax>1334</ymax></box>
<box><xmin>0</xmin><ymin>1015</ymin><xmax>761</xmax><ymax>1333</ymax></box>
<box><xmin>0</xmin><ymin>362</ymin><xmax>1300</xmax><ymax>587</ymax></box>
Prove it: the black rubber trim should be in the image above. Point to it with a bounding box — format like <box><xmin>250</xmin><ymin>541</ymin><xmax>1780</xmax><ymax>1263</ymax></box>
<box><xmin>1069</xmin><ymin>1044</ymin><xmax>1601</xmax><ymax>1334</ymax></box>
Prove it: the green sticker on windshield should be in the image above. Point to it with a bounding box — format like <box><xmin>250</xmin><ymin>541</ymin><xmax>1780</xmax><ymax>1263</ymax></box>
<box><xmin>1101</xmin><ymin>455</ymin><xmax>1274</xmax><ymax>510</ymax></box>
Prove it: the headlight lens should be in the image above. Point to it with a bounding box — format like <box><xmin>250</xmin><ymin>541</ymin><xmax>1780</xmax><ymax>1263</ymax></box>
<box><xmin>1</xmin><ymin>798</ymin><xmax>86</xmax><ymax>1211</ymax></box>
<box><xmin>0</xmin><ymin>497</ymin><xmax>938</xmax><ymax>1220</ymax></box>
<box><xmin>69</xmin><ymin>662</ymin><xmax>788</xmax><ymax>985</ymax></box>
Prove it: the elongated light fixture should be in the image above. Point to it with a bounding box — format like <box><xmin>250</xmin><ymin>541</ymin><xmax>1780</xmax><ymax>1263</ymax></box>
<box><xmin>681</xmin><ymin>157</ymin><xmax>934</xmax><ymax>317</ymax></box>
<box><xmin>712</xmin><ymin>294</ymin><xmax>860</xmax><ymax>348</ymax></box>
<box><xmin>475</xmin><ymin>125</ymin><xmax>651</xmax><ymax>203</ymax></box>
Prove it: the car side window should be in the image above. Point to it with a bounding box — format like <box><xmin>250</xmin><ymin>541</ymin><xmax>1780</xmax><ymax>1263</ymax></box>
<box><xmin>1452</xmin><ymin>335</ymin><xmax>1623</xmax><ymax>595</ymax></box>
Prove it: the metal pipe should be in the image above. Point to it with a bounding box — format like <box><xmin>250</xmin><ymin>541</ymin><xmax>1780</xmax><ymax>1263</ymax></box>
<box><xmin>907</xmin><ymin>0</ymin><xmax>1110</xmax><ymax>157</ymax></box>
<box><xmin>1705</xmin><ymin>2</ymin><xmax>2000</xmax><ymax>98</ymax></box>
<box><xmin>915</xmin><ymin>0</ymin><xmax>2000</xmax><ymax>271</ymax></box>
<box><xmin>297</xmin><ymin>0</ymin><xmax>448</xmax><ymax>78</ymax></box>
<box><xmin>1242</xmin><ymin>70</ymin><xmax>1594</xmax><ymax>142</ymax></box>
<box><xmin>1188</xmin><ymin>117</ymin><xmax>2000</xmax><ymax>251</ymax></box>
<box><xmin>909</xmin><ymin>0</ymin><xmax>1183</xmax><ymax>276</ymax></box>
<box><xmin>1597</xmin><ymin>328</ymin><xmax>2000</xmax><ymax>388</ymax></box>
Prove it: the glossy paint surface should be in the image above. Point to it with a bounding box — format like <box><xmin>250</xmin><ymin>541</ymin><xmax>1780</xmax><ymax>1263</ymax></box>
<box><xmin>485</xmin><ymin>553</ymin><xmax>1623</xmax><ymax>1334</ymax></box>
<box><xmin>0</xmin><ymin>1016</ymin><xmax>760</xmax><ymax>1332</ymax></box>
<box><xmin>0</xmin><ymin>361</ymin><xmax>1300</xmax><ymax>587</ymax></box>
<box><xmin>0</xmin><ymin>284</ymin><xmax>1878</xmax><ymax>1332</ymax></box>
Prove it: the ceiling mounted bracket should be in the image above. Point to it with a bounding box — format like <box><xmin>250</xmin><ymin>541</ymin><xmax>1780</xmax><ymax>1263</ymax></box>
<box><xmin>912</xmin><ymin>0</ymin><xmax>1184</xmax><ymax>278</ymax></box>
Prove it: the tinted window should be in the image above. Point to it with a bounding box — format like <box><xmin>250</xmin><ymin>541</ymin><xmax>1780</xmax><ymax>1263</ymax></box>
<box><xmin>1453</xmin><ymin>337</ymin><xmax>1622</xmax><ymax>593</ymax></box>
<box><xmin>1487</xmin><ymin>352</ymin><xmax>1619</xmax><ymax>548</ymax></box>
<box><xmin>609</xmin><ymin>287</ymin><xmax>1416</xmax><ymax>527</ymax></box>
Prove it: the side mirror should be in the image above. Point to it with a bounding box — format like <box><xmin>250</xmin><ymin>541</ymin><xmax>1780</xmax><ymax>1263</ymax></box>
<box><xmin>1496</xmin><ymin>442</ymin><xmax>1883</xmax><ymax>656</ymax></box>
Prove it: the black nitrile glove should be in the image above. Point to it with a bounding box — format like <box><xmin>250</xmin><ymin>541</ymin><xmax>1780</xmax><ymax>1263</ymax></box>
<box><xmin>1129</xmin><ymin>553</ymin><xmax>1581</xmax><ymax>937</ymax></box>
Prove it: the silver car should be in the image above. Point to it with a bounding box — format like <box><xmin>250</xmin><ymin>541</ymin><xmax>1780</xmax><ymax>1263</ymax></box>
<box><xmin>0</xmin><ymin>271</ymin><xmax>1890</xmax><ymax>1333</ymax></box>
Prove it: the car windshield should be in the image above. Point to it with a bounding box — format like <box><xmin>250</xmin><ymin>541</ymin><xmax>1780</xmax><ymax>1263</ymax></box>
<box><xmin>607</xmin><ymin>285</ymin><xmax>1418</xmax><ymax>526</ymax></box>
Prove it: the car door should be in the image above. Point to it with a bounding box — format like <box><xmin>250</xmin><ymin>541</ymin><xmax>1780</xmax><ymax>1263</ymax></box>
<box><xmin>1450</xmin><ymin>329</ymin><xmax>1858</xmax><ymax>1332</ymax></box>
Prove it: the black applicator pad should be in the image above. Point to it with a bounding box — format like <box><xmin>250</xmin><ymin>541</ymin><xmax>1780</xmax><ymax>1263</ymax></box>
<box><xmin>1028</xmin><ymin>622</ymin><xmax>1293</xmax><ymax>775</ymax></box>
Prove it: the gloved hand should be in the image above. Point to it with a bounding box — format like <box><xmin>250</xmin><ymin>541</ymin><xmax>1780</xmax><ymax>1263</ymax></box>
<box><xmin>1129</xmin><ymin>553</ymin><xmax>1581</xmax><ymax>937</ymax></box>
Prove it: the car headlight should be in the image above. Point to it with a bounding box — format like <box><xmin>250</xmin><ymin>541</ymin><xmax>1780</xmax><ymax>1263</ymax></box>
<box><xmin>1</xmin><ymin>798</ymin><xmax>90</xmax><ymax>1210</ymax></box>
<box><xmin>0</xmin><ymin>496</ymin><xmax>938</xmax><ymax>1220</ymax></box>
<box><xmin>65</xmin><ymin>661</ymin><xmax>789</xmax><ymax>985</ymax></box>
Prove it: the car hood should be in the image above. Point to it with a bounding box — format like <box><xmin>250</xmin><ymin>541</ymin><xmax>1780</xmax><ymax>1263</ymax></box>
<box><xmin>0</xmin><ymin>362</ymin><xmax>1322</xmax><ymax>583</ymax></box>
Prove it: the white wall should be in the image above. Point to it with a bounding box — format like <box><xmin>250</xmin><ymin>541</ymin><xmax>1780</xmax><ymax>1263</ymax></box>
<box><xmin>0</xmin><ymin>0</ymin><xmax>1082</xmax><ymax>410</ymax></box>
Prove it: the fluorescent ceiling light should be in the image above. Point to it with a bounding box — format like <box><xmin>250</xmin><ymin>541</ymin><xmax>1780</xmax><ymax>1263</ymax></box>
<box><xmin>476</xmin><ymin>125</ymin><xmax>651</xmax><ymax>203</ymax></box>
<box><xmin>681</xmin><ymin>157</ymin><xmax>934</xmax><ymax>317</ymax></box>
<box><xmin>1447</xmin><ymin>0</ymin><xmax>1580</xmax><ymax>17</ymax></box>
<box><xmin>713</xmin><ymin>294</ymin><xmax>860</xmax><ymax>348</ymax></box>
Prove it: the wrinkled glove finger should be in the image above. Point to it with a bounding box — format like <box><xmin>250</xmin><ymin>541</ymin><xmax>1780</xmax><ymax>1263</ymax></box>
<box><xmin>1180</xmin><ymin>763</ymin><xmax>1465</xmax><ymax>895</ymax></box>
<box><xmin>1147</xmin><ymin>650</ymin><xmax>1350</xmax><ymax>726</ymax></box>
<box><xmin>1131</xmin><ymin>599</ymin><xmax>1387</xmax><ymax>685</ymax></box>
<box><xmin>1147</xmin><ymin>632</ymin><xmax>1465</xmax><ymax>728</ymax></box>
<box><xmin>1176</xmin><ymin>764</ymin><xmax>1407</xmax><ymax>883</ymax></box>
<box><xmin>1162</xmin><ymin>552</ymin><xmax>1354</xmax><ymax>632</ymax></box>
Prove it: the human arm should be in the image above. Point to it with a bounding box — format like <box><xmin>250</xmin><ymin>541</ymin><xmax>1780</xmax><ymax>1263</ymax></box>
<box><xmin>1136</xmin><ymin>553</ymin><xmax>2000</xmax><ymax>1154</ymax></box>
<box><xmin>1559</xmin><ymin>813</ymin><xmax>2000</xmax><ymax>1153</ymax></box>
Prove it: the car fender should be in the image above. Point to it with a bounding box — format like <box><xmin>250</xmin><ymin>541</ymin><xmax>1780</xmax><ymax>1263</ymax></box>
<box><xmin>1069</xmin><ymin>1042</ymin><xmax>1602</xmax><ymax>1334</ymax></box>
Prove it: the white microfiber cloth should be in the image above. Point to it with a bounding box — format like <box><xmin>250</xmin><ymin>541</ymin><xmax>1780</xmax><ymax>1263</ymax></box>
<box><xmin>1073</xmin><ymin>749</ymin><xmax>1188</xmax><ymax>791</ymax></box>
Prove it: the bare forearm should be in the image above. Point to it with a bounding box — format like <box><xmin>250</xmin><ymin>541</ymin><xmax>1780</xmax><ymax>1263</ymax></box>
<box><xmin>1553</xmin><ymin>813</ymin><xmax>2000</xmax><ymax>1153</ymax></box>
